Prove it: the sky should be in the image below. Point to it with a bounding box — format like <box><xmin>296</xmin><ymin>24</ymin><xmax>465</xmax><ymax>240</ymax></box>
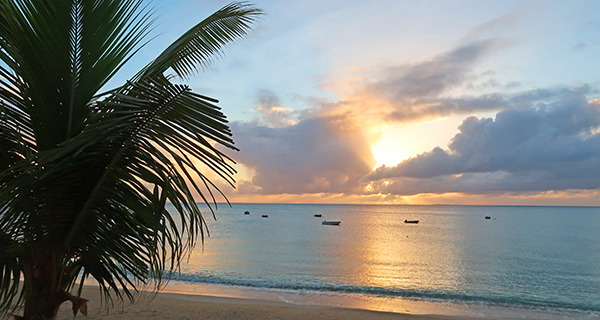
<box><xmin>120</xmin><ymin>0</ymin><xmax>600</xmax><ymax>206</ymax></box>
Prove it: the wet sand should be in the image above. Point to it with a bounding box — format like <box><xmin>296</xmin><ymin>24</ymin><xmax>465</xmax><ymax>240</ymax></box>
<box><xmin>50</xmin><ymin>287</ymin><xmax>519</xmax><ymax>320</ymax></box>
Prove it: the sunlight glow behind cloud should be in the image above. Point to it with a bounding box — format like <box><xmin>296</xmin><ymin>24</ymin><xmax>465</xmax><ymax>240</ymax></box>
<box><xmin>151</xmin><ymin>0</ymin><xmax>600</xmax><ymax>205</ymax></box>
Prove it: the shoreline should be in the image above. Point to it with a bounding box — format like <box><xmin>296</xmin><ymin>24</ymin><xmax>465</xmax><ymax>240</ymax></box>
<box><xmin>52</xmin><ymin>287</ymin><xmax>489</xmax><ymax>320</ymax></box>
<box><xmin>48</xmin><ymin>283</ymin><xmax>596</xmax><ymax>320</ymax></box>
<box><xmin>159</xmin><ymin>281</ymin><xmax>598</xmax><ymax>320</ymax></box>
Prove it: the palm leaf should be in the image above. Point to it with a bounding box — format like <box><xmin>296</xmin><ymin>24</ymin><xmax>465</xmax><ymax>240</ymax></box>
<box><xmin>17</xmin><ymin>74</ymin><xmax>238</xmax><ymax>303</ymax></box>
<box><xmin>0</xmin><ymin>0</ymin><xmax>153</xmax><ymax>150</ymax></box>
<box><xmin>0</xmin><ymin>1</ymin><xmax>261</xmax><ymax>318</ymax></box>
<box><xmin>138</xmin><ymin>1</ymin><xmax>262</xmax><ymax>80</ymax></box>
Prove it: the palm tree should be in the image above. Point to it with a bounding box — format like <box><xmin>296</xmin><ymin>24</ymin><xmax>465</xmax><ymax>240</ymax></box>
<box><xmin>0</xmin><ymin>1</ymin><xmax>261</xmax><ymax>319</ymax></box>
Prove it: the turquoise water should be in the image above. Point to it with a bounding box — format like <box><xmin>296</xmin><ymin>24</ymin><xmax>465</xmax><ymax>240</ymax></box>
<box><xmin>168</xmin><ymin>203</ymin><xmax>600</xmax><ymax>317</ymax></box>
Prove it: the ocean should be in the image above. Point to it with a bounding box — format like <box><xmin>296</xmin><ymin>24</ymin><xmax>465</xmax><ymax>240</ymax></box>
<box><xmin>165</xmin><ymin>203</ymin><xmax>600</xmax><ymax>319</ymax></box>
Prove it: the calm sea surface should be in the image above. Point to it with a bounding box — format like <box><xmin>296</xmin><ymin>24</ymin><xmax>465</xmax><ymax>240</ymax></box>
<box><xmin>166</xmin><ymin>203</ymin><xmax>600</xmax><ymax>318</ymax></box>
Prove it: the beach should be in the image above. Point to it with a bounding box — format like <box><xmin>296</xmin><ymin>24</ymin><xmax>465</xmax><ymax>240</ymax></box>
<box><xmin>52</xmin><ymin>287</ymin><xmax>499</xmax><ymax>320</ymax></box>
<box><xmin>42</xmin><ymin>204</ymin><xmax>600</xmax><ymax>320</ymax></box>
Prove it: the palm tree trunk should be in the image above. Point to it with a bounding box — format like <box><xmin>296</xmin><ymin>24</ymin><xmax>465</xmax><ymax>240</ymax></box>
<box><xmin>20</xmin><ymin>253</ymin><xmax>68</xmax><ymax>320</ymax></box>
<box><xmin>22</xmin><ymin>291</ymin><xmax>66</xmax><ymax>320</ymax></box>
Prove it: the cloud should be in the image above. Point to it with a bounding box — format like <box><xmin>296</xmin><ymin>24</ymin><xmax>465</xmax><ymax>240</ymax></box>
<box><xmin>387</xmin><ymin>85</ymin><xmax>593</xmax><ymax>123</ymax></box>
<box><xmin>366</xmin><ymin>39</ymin><xmax>503</xmax><ymax>101</ymax></box>
<box><xmin>326</xmin><ymin>36</ymin><xmax>597</xmax><ymax>125</ymax></box>
<box><xmin>218</xmin><ymin>14</ymin><xmax>600</xmax><ymax>202</ymax></box>
<box><xmin>254</xmin><ymin>89</ymin><xmax>296</xmax><ymax>127</ymax></box>
<box><xmin>366</xmin><ymin>89</ymin><xmax>600</xmax><ymax>195</ymax></box>
<box><xmin>230</xmin><ymin>113</ymin><xmax>376</xmax><ymax>195</ymax></box>
<box><xmin>325</xmin><ymin>39</ymin><xmax>525</xmax><ymax>123</ymax></box>
<box><xmin>570</xmin><ymin>41</ymin><xmax>588</xmax><ymax>52</ymax></box>
<box><xmin>461</xmin><ymin>11</ymin><xmax>522</xmax><ymax>42</ymax></box>
<box><xmin>227</xmin><ymin>46</ymin><xmax>600</xmax><ymax>200</ymax></box>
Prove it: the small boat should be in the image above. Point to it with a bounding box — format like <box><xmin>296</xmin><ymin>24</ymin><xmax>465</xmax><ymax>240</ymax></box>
<box><xmin>244</xmin><ymin>210</ymin><xmax>250</xmax><ymax>215</ymax></box>
<box><xmin>261</xmin><ymin>215</ymin><xmax>268</xmax><ymax>218</ymax></box>
<box><xmin>485</xmin><ymin>216</ymin><xmax>491</xmax><ymax>219</ymax></box>
<box><xmin>322</xmin><ymin>220</ymin><xmax>341</xmax><ymax>226</ymax></box>
<box><xmin>314</xmin><ymin>214</ymin><xmax>322</xmax><ymax>217</ymax></box>
<box><xmin>404</xmin><ymin>219</ymin><xmax>419</xmax><ymax>224</ymax></box>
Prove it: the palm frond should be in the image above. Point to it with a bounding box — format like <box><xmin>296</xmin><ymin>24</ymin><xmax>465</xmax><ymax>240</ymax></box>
<box><xmin>0</xmin><ymin>0</ymin><xmax>154</xmax><ymax>150</ymax></box>
<box><xmin>138</xmin><ymin>1</ymin><xmax>263</xmax><ymax>80</ymax></box>
<box><xmin>15</xmin><ymin>74</ymin><xmax>238</xmax><ymax>301</ymax></box>
<box><xmin>0</xmin><ymin>1</ymin><xmax>260</xmax><ymax>317</ymax></box>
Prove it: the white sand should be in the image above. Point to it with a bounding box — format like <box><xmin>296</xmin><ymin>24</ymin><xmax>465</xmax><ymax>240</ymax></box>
<box><xmin>48</xmin><ymin>288</ymin><xmax>512</xmax><ymax>320</ymax></box>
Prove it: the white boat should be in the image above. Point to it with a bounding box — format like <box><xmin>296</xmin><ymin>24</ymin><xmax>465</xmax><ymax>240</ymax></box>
<box><xmin>322</xmin><ymin>220</ymin><xmax>341</xmax><ymax>226</ymax></box>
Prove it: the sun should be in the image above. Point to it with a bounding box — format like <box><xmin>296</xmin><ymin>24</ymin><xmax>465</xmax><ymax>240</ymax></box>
<box><xmin>370</xmin><ymin>117</ymin><xmax>466</xmax><ymax>169</ymax></box>
<box><xmin>371</xmin><ymin>138</ymin><xmax>411</xmax><ymax>168</ymax></box>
